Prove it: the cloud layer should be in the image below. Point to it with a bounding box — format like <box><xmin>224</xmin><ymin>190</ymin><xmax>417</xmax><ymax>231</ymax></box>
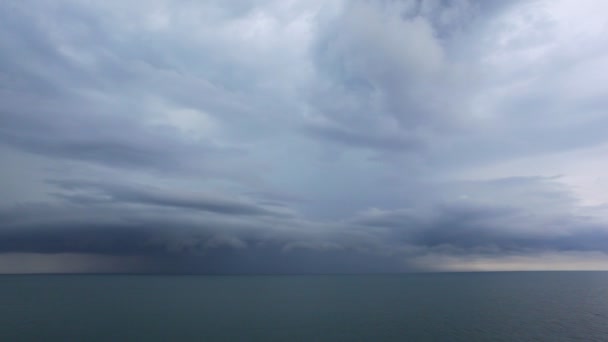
<box><xmin>1</xmin><ymin>0</ymin><xmax>608</xmax><ymax>273</ymax></box>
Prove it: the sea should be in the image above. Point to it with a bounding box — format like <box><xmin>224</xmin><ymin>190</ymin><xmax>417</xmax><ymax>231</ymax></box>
<box><xmin>1</xmin><ymin>272</ymin><xmax>607</xmax><ymax>341</ymax></box>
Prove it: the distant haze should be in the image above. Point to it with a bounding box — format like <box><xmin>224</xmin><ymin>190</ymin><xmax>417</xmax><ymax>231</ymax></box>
<box><xmin>1</xmin><ymin>0</ymin><xmax>608</xmax><ymax>273</ymax></box>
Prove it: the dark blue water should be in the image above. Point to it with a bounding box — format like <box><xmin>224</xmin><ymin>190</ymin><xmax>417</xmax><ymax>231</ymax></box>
<box><xmin>1</xmin><ymin>272</ymin><xmax>607</xmax><ymax>341</ymax></box>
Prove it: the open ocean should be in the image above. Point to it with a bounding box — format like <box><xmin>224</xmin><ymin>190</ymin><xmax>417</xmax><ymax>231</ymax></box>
<box><xmin>1</xmin><ymin>272</ymin><xmax>607</xmax><ymax>341</ymax></box>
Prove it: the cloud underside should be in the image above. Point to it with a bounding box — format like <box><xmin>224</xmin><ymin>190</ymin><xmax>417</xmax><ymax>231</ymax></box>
<box><xmin>1</xmin><ymin>0</ymin><xmax>608</xmax><ymax>273</ymax></box>
<box><xmin>2</xmin><ymin>176</ymin><xmax>608</xmax><ymax>273</ymax></box>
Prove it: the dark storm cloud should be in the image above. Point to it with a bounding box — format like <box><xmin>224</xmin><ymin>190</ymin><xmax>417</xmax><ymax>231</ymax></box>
<box><xmin>1</xmin><ymin>190</ymin><xmax>607</xmax><ymax>273</ymax></box>
<box><xmin>0</xmin><ymin>200</ymin><xmax>263</xmax><ymax>257</ymax></box>
<box><xmin>1</xmin><ymin>0</ymin><xmax>608</xmax><ymax>273</ymax></box>
<box><xmin>0</xmin><ymin>225</ymin><xmax>161</xmax><ymax>255</ymax></box>
<box><xmin>0</xmin><ymin>176</ymin><xmax>604</xmax><ymax>272</ymax></box>
<box><xmin>0</xmin><ymin>200</ymin><xmax>410</xmax><ymax>273</ymax></box>
<box><xmin>1</xmin><ymin>177</ymin><xmax>608</xmax><ymax>273</ymax></box>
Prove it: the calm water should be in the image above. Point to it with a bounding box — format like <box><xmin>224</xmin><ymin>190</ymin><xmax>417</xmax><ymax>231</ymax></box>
<box><xmin>1</xmin><ymin>272</ymin><xmax>608</xmax><ymax>341</ymax></box>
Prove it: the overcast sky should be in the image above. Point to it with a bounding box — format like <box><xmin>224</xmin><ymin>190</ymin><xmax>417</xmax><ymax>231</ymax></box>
<box><xmin>1</xmin><ymin>0</ymin><xmax>608</xmax><ymax>273</ymax></box>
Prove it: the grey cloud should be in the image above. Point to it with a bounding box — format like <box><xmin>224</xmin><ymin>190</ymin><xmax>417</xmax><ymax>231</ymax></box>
<box><xmin>0</xmin><ymin>201</ymin><xmax>410</xmax><ymax>273</ymax></box>
<box><xmin>306</xmin><ymin>0</ymin><xmax>479</xmax><ymax>152</ymax></box>
<box><xmin>348</xmin><ymin>176</ymin><xmax>608</xmax><ymax>252</ymax></box>
<box><xmin>1</xmin><ymin>174</ymin><xmax>608</xmax><ymax>273</ymax></box>
<box><xmin>1</xmin><ymin>0</ymin><xmax>608</xmax><ymax>273</ymax></box>
<box><xmin>308</xmin><ymin>0</ymin><xmax>608</xmax><ymax>166</ymax></box>
<box><xmin>0</xmin><ymin>0</ymin><xmax>302</xmax><ymax>183</ymax></box>
<box><xmin>0</xmin><ymin>104</ymin><xmax>245</xmax><ymax>175</ymax></box>
<box><xmin>305</xmin><ymin>121</ymin><xmax>423</xmax><ymax>151</ymax></box>
<box><xmin>49</xmin><ymin>179</ymin><xmax>292</xmax><ymax>218</ymax></box>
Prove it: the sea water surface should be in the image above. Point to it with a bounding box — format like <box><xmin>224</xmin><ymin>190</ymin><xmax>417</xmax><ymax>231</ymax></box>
<box><xmin>1</xmin><ymin>272</ymin><xmax>608</xmax><ymax>341</ymax></box>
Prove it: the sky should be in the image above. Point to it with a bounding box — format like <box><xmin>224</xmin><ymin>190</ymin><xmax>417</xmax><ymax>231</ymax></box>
<box><xmin>1</xmin><ymin>0</ymin><xmax>608</xmax><ymax>273</ymax></box>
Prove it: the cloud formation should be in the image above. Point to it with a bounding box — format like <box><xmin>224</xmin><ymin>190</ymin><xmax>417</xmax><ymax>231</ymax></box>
<box><xmin>1</xmin><ymin>0</ymin><xmax>608</xmax><ymax>273</ymax></box>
